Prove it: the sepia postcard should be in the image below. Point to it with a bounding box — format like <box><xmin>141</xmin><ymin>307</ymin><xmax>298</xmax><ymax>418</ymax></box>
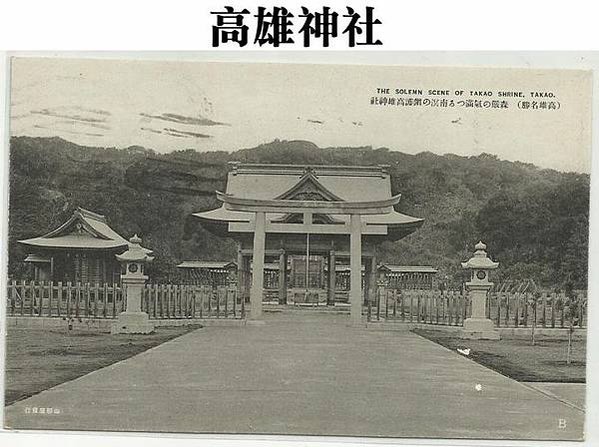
<box><xmin>1</xmin><ymin>56</ymin><xmax>592</xmax><ymax>441</ymax></box>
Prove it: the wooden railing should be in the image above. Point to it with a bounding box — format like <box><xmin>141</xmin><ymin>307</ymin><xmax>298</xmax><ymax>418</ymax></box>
<box><xmin>367</xmin><ymin>289</ymin><xmax>469</xmax><ymax>325</ymax></box>
<box><xmin>6</xmin><ymin>280</ymin><xmax>243</xmax><ymax>320</ymax></box>
<box><xmin>142</xmin><ymin>284</ymin><xmax>243</xmax><ymax>319</ymax></box>
<box><xmin>368</xmin><ymin>288</ymin><xmax>588</xmax><ymax>328</ymax></box>
<box><xmin>6</xmin><ymin>280</ymin><xmax>124</xmax><ymax>318</ymax></box>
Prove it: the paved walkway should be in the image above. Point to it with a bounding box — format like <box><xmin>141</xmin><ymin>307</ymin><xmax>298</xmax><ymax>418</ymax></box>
<box><xmin>523</xmin><ymin>382</ymin><xmax>586</xmax><ymax>411</ymax></box>
<box><xmin>4</xmin><ymin>313</ymin><xmax>585</xmax><ymax>440</ymax></box>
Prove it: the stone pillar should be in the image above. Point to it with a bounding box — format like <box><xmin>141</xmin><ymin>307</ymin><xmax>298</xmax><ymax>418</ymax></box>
<box><xmin>328</xmin><ymin>248</ymin><xmax>336</xmax><ymax>306</ymax></box>
<box><xmin>278</xmin><ymin>248</ymin><xmax>287</xmax><ymax>304</ymax></box>
<box><xmin>250</xmin><ymin>211</ymin><xmax>266</xmax><ymax>320</ymax></box>
<box><xmin>237</xmin><ymin>244</ymin><xmax>244</xmax><ymax>305</ymax></box>
<box><xmin>462</xmin><ymin>283</ymin><xmax>499</xmax><ymax>339</ymax></box>
<box><xmin>350</xmin><ymin>214</ymin><xmax>362</xmax><ymax>326</ymax></box>
<box><xmin>122</xmin><ymin>276</ymin><xmax>144</xmax><ymax>312</ymax></box>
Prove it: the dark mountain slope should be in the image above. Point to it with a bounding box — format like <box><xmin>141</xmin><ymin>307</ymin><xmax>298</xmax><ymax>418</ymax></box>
<box><xmin>7</xmin><ymin>136</ymin><xmax>589</xmax><ymax>288</ymax></box>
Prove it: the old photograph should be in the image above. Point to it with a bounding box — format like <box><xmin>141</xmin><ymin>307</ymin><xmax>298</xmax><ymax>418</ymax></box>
<box><xmin>2</xmin><ymin>57</ymin><xmax>592</xmax><ymax>441</ymax></box>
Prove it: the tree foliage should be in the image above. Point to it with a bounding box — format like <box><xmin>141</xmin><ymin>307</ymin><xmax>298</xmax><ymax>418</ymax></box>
<box><xmin>7</xmin><ymin>136</ymin><xmax>590</xmax><ymax>289</ymax></box>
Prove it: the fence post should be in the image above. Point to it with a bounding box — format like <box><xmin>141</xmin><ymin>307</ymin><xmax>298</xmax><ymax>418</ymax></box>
<box><xmin>29</xmin><ymin>280</ymin><xmax>35</xmax><ymax>316</ymax></box>
<box><xmin>541</xmin><ymin>293</ymin><xmax>546</xmax><ymax>328</ymax></box>
<box><xmin>48</xmin><ymin>281</ymin><xmax>53</xmax><ymax>317</ymax></box>
<box><xmin>559</xmin><ymin>293</ymin><xmax>565</xmax><ymax>328</ymax></box>
<box><xmin>440</xmin><ymin>291</ymin><xmax>445</xmax><ymax>324</ymax></box>
<box><xmin>400</xmin><ymin>290</ymin><xmax>405</xmax><ymax>322</ymax></box>
<box><xmin>462</xmin><ymin>291</ymin><xmax>467</xmax><ymax>325</ymax></box>
<box><xmin>367</xmin><ymin>289</ymin><xmax>372</xmax><ymax>322</ymax></box>
<box><xmin>550</xmin><ymin>292</ymin><xmax>555</xmax><ymax>328</ymax></box>
<box><xmin>214</xmin><ymin>287</ymin><xmax>221</xmax><ymax>318</ymax></box>
<box><xmin>496</xmin><ymin>293</ymin><xmax>501</xmax><ymax>327</ymax></box>
<box><xmin>65</xmin><ymin>281</ymin><xmax>71</xmax><ymax>317</ymax></box>
<box><xmin>84</xmin><ymin>282</ymin><xmax>90</xmax><ymax>317</ymax></box>
<box><xmin>513</xmin><ymin>292</ymin><xmax>519</xmax><ymax>327</ymax></box>
<box><xmin>448</xmin><ymin>292</ymin><xmax>453</xmax><ymax>325</ymax></box>
<box><xmin>504</xmin><ymin>292</ymin><xmax>510</xmax><ymax>327</ymax></box>
<box><xmin>375</xmin><ymin>286</ymin><xmax>380</xmax><ymax>321</ymax></box>
<box><xmin>10</xmin><ymin>280</ymin><xmax>16</xmax><ymax>316</ymax></box>
<box><xmin>103</xmin><ymin>283</ymin><xmax>108</xmax><ymax>318</ymax></box>
<box><xmin>532</xmin><ymin>294</ymin><xmax>539</xmax><ymax>327</ymax></box>
<box><xmin>157</xmin><ymin>285</ymin><xmax>162</xmax><ymax>318</ymax></box>
<box><xmin>75</xmin><ymin>282</ymin><xmax>81</xmax><ymax>318</ymax></box>
<box><xmin>20</xmin><ymin>280</ymin><xmax>25</xmax><ymax>316</ymax></box>
<box><xmin>112</xmin><ymin>283</ymin><xmax>117</xmax><ymax>318</ymax></box>
<box><xmin>523</xmin><ymin>292</ymin><xmax>529</xmax><ymax>327</ymax></box>
<box><xmin>93</xmin><ymin>283</ymin><xmax>99</xmax><ymax>317</ymax></box>
<box><xmin>169</xmin><ymin>284</ymin><xmax>175</xmax><ymax>318</ymax></box>
<box><xmin>38</xmin><ymin>281</ymin><xmax>44</xmax><ymax>317</ymax></box>
<box><xmin>377</xmin><ymin>280</ymin><xmax>389</xmax><ymax>320</ymax></box>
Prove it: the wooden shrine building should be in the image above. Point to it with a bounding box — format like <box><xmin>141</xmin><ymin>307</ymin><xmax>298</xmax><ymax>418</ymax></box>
<box><xmin>194</xmin><ymin>163</ymin><xmax>424</xmax><ymax>323</ymax></box>
<box><xmin>18</xmin><ymin>207</ymin><xmax>151</xmax><ymax>284</ymax></box>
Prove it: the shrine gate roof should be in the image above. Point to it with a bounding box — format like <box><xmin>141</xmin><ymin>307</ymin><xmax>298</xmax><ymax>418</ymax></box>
<box><xmin>194</xmin><ymin>163</ymin><xmax>424</xmax><ymax>239</ymax></box>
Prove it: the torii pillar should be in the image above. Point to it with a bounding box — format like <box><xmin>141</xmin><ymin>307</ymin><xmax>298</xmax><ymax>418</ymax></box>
<box><xmin>349</xmin><ymin>214</ymin><xmax>362</xmax><ymax>326</ymax></box>
<box><xmin>249</xmin><ymin>211</ymin><xmax>266</xmax><ymax>320</ymax></box>
<box><xmin>215</xmin><ymin>190</ymin><xmax>402</xmax><ymax>326</ymax></box>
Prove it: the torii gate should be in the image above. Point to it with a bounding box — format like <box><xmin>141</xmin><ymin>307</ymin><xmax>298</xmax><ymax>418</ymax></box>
<box><xmin>216</xmin><ymin>191</ymin><xmax>401</xmax><ymax>325</ymax></box>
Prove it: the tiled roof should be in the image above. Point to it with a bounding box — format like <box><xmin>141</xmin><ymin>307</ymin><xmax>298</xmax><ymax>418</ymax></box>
<box><xmin>226</xmin><ymin>163</ymin><xmax>392</xmax><ymax>202</ymax></box>
<box><xmin>19</xmin><ymin>207</ymin><xmax>129</xmax><ymax>251</ymax></box>
<box><xmin>193</xmin><ymin>164</ymin><xmax>424</xmax><ymax>235</ymax></box>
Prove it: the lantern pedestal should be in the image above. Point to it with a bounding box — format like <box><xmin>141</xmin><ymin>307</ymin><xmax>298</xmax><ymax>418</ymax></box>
<box><xmin>460</xmin><ymin>282</ymin><xmax>500</xmax><ymax>340</ymax></box>
<box><xmin>461</xmin><ymin>318</ymin><xmax>500</xmax><ymax>340</ymax></box>
<box><xmin>111</xmin><ymin>276</ymin><xmax>154</xmax><ymax>334</ymax></box>
<box><xmin>111</xmin><ymin>311</ymin><xmax>154</xmax><ymax>334</ymax></box>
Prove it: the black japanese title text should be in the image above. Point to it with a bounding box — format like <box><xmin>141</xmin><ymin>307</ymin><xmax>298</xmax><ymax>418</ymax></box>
<box><xmin>211</xmin><ymin>6</ymin><xmax>383</xmax><ymax>48</ymax></box>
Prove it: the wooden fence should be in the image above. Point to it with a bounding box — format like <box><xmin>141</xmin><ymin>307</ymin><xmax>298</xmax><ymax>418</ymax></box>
<box><xmin>6</xmin><ymin>280</ymin><xmax>242</xmax><ymax>320</ymax></box>
<box><xmin>367</xmin><ymin>289</ymin><xmax>470</xmax><ymax>325</ymax></box>
<box><xmin>6</xmin><ymin>280</ymin><xmax>588</xmax><ymax>327</ymax></box>
<box><xmin>141</xmin><ymin>284</ymin><xmax>243</xmax><ymax>319</ymax></box>
<box><xmin>369</xmin><ymin>288</ymin><xmax>588</xmax><ymax>328</ymax></box>
<box><xmin>6</xmin><ymin>280</ymin><xmax>125</xmax><ymax>318</ymax></box>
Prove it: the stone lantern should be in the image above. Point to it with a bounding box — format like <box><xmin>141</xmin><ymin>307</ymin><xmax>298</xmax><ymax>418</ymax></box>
<box><xmin>111</xmin><ymin>235</ymin><xmax>155</xmax><ymax>334</ymax></box>
<box><xmin>461</xmin><ymin>241</ymin><xmax>500</xmax><ymax>340</ymax></box>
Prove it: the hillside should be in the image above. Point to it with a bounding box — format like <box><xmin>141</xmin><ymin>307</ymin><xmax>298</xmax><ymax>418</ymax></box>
<box><xmin>7</xmin><ymin>136</ymin><xmax>590</xmax><ymax>289</ymax></box>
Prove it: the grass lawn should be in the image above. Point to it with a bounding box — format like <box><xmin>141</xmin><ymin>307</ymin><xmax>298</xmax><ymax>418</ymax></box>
<box><xmin>413</xmin><ymin>329</ymin><xmax>586</xmax><ymax>383</ymax></box>
<box><xmin>4</xmin><ymin>325</ymin><xmax>201</xmax><ymax>405</ymax></box>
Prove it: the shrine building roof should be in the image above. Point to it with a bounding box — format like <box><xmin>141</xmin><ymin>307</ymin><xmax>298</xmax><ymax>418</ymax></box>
<box><xmin>19</xmin><ymin>207</ymin><xmax>131</xmax><ymax>251</ymax></box>
<box><xmin>194</xmin><ymin>163</ymin><xmax>424</xmax><ymax>240</ymax></box>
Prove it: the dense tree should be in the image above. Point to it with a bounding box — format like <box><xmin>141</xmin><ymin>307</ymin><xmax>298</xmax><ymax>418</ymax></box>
<box><xmin>6</xmin><ymin>136</ymin><xmax>590</xmax><ymax>290</ymax></box>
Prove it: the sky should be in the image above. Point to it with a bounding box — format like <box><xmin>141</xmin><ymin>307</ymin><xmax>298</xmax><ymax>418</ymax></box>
<box><xmin>9</xmin><ymin>57</ymin><xmax>592</xmax><ymax>173</ymax></box>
